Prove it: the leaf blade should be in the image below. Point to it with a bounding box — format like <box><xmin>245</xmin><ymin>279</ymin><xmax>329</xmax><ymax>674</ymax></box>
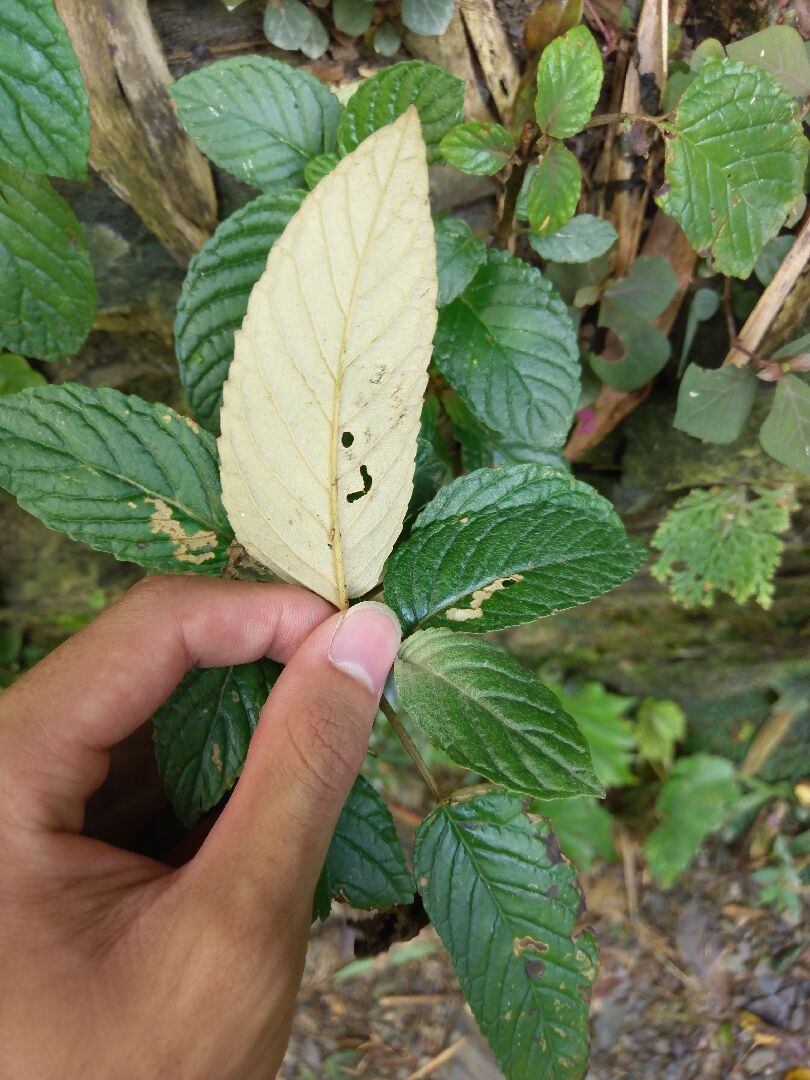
<box><xmin>0</xmin><ymin>0</ymin><xmax>89</xmax><ymax>180</ymax></box>
<box><xmin>219</xmin><ymin>109</ymin><xmax>437</xmax><ymax>606</ymax></box>
<box><xmin>527</xmin><ymin>142</ymin><xmax>581</xmax><ymax>236</ymax></box>
<box><xmin>440</xmin><ymin>122</ymin><xmax>515</xmax><ymax>175</ymax></box>
<box><xmin>175</xmin><ymin>190</ymin><xmax>306</xmax><ymax>431</ymax></box>
<box><xmin>535</xmin><ymin>24</ymin><xmax>603</xmax><ymax>139</ymax></box>
<box><xmin>384</xmin><ymin>464</ymin><xmax>647</xmax><ymax>634</ymax></box>
<box><xmin>760</xmin><ymin>375</ymin><xmax>810</xmax><ymax>474</ymax></box>
<box><xmin>674</xmin><ymin>363</ymin><xmax>757</xmax><ymax>444</ymax></box>
<box><xmin>0</xmin><ymin>384</ymin><xmax>232</xmax><ymax>573</ymax></box>
<box><xmin>170</xmin><ymin>56</ymin><xmax>341</xmax><ymax>192</ymax></box>
<box><xmin>530</xmin><ymin>213</ymin><xmax>617</xmax><ymax>263</ymax></box>
<box><xmin>415</xmin><ymin>790</ymin><xmax>597</xmax><ymax>1079</ymax></box>
<box><xmin>396</xmin><ymin>630</ymin><xmax>601</xmax><ymax>798</ymax></box>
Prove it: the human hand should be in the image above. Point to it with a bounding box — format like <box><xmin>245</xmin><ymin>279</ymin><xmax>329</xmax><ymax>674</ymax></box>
<box><xmin>0</xmin><ymin>577</ymin><xmax>402</xmax><ymax>1079</ymax></box>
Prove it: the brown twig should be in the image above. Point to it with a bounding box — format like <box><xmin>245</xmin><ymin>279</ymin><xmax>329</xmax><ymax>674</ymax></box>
<box><xmin>722</xmin><ymin>276</ymin><xmax>737</xmax><ymax>351</ymax></box>
<box><xmin>740</xmin><ymin>700</ymin><xmax>803</xmax><ymax>778</ymax></box>
<box><xmin>380</xmin><ymin>696</ymin><xmax>441</xmax><ymax>802</ymax></box>
<box><xmin>493</xmin><ymin>123</ymin><xmax>544</xmax><ymax>247</ymax></box>
<box><xmin>724</xmin><ymin>213</ymin><xmax>810</xmax><ymax>367</ymax></box>
<box><xmin>405</xmin><ymin>1036</ymin><xmax>469</xmax><ymax>1080</ymax></box>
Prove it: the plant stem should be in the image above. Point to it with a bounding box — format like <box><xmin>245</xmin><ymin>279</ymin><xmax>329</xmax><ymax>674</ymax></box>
<box><xmin>380</xmin><ymin>695</ymin><xmax>440</xmax><ymax>802</ymax></box>
<box><xmin>724</xmin><ymin>212</ymin><xmax>810</xmax><ymax>367</ymax></box>
<box><xmin>584</xmin><ymin>111</ymin><xmax>667</xmax><ymax>129</ymax></box>
<box><xmin>493</xmin><ymin>123</ymin><xmax>544</xmax><ymax>247</ymax></box>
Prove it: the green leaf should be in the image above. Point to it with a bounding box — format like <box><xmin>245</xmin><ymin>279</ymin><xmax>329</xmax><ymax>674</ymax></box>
<box><xmin>690</xmin><ymin>37</ymin><xmax>725</xmax><ymax>72</ymax></box>
<box><xmin>773</xmin><ymin>332</ymin><xmax>810</xmax><ymax>361</ymax></box>
<box><xmin>433</xmin><ymin>216</ymin><xmax>487</xmax><ymax>306</ymax></box>
<box><xmin>384</xmin><ymin>464</ymin><xmax>647</xmax><ymax>634</ymax></box>
<box><xmin>760</xmin><ymin>375</ymin><xmax>810</xmax><ymax>474</ymax></box>
<box><xmin>153</xmin><ymin>660</ymin><xmax>280</xmax><ymax>828</ymax></box>
<box><xmin>170</xmin><ymin>57</ymin><xmax>341</xmax><ymax>192</ymax></box>
<box><xmin>299</xmin><ymin>11</ymin><xmax>329</xmax><ymax>60</ymax></box>
<box><xmin>0</xmin><ymin>384</ymin><xmax>232</xmax><ymax>572</ymax></box>
<box><xmin>373</xmin><ymin>21</ymin><xmax>402</xmax><ymax>57</ymax></box>
<box><xmin>526</xmin><ymin>142</ymin><xmax>581</xmax><ymax>236</ymax></box>
<box><xmin>332</xmin><ymin>0</ymin><xmax>374</xmax><ymax>36</ymax></box>
<box><xmin>643</xmin><ymin>754</ymin><xmax>741</xmax><ymax>887</ymax></box>
<box><xmin>442</xmin><ymin>389</ymin><xmax>496</xmax><ymax>471</ymax></box>
<box><xmin>662</xmin><ymin>65</ymin><xmax>696</xmax><ymax>112</ymax></box>
<box><xmin>591</xmin><ymin>255</ymin><xmax>679</xmax><ymax>391</ymax></box>
<box><xmin>657</xmin><ymin>60</ymin><xmax>808</xmax><ymax>279</ymax></box>
<box><xmin>414</xmin><ymin>790</ymin><xmax>597</xmax><ymax>1079</ymax></box>
<box><xmin>678</xmin><ymin>287</ymin><xmax>720</xmax><ymax>374</ymax></box>
<box><xmin>0</xmin><ymin>354</ymin><xmax>46</xmax><ymax>396</ymax></box>
<box><xmin>432</xmin><ymin>249</ymin><xmax>580</xmax><ymax>457</ymax></box>
<box><xmin>535</xmin><ymin>24</ymin><xmax>603</xmax><ymax>139</ymax></box>
<box><xmin>401</xmin><ymin>0</ymin><xmax>455</xmax><ymax>36</ymax></box>
<box><xmin>0</xmin><ymin>0</ymin><xmax>89</xmax><ymax>180</ymax></box>
<box><xmin>754</xmin><ymin>234</ymin><xmax>793</xmax><ymax>286</ymax></box>
<box><xmin>674</xmin><ymin>363</ymin><xmax>757</xmax><ymax>444</ymax></box>
<box><xmin>726</xmin><ymin>26</ymin><xmax>810</xmax><ymax>99</ymax></box>
<box><xmin>404</xmin><ymin>434</ymin><xmax>448</xmax><ymax>534</ymax></box>
<box><xmin>651</xmin><ymin>484</ymin><xmax>797</xmax><ymax>609</ymax></box>
<box><xmin>528</xmin><ymin>797</ymin><xmax>615</xmax><ymax>870</ymax></box>
<box><xmin>319</xmin><ymin>776</ymin><xmax>413</xmax><ymax>912</ymax></box>
<box><xmin>636</xmin><ymin>698</ymin><xmax>686</xmax><ymax>771</ymax></box>
<box><xmin>0</xmin><ymin>161</ymin><xmax>95</xmax><ymax>361</ymax></box>
<box><xmin>397</xmin><ymin>630</ymin><xmax>601</xmax><ymax>798</ymax></box>
<box><xmin>337</xmin><ymin>61</ymin><xmax>464</xmax><ymax>164</ymax></box>
<box><xmin>304</xmin><ymin>151</ymin><xmax>339</xmax><ymax>188</ymax></box>
<box><xmin>549</xmin><ymin>681</ymin><xmax>635</xmax><ymax>788</ymax></box>
<box><xmin>440</xmin><ymin>122</ymin><xmax>514</xmax><ymax>175</ymax></box>
<box><xmin>175</xmin><ymin>190</ymin><xmax>305</xmax><ymax>431</ymax></box>
<box><xmin>263</xmin><ymin>0</ymin><xmax>314</xmax><ymax>49</ymax></box>
<box><xmin>529</xmin><ymin>213</ymin><xmax>617</xmax><ymax>263</ymax></box>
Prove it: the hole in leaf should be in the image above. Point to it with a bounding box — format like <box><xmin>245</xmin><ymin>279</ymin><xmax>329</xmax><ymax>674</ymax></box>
<box><xmin>341</xmin><ymin>431</ymin><xmax>354</xmax><ymax>448</ymax></box>
<box><xmin>501</xmin><ymin>577</ymin><xmax>518</xmax><ymax>588</ymax></box>
<box><xmin>347</xmin><ymin>465</ymin><xmax>372</xmax><ymax>503</ymax></box>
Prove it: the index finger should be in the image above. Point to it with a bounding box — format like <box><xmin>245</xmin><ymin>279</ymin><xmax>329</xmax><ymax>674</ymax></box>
<box><xmin>0</xmin><ymin>576</ymin><xmax>333</xmax><ymax>834</ymax></box>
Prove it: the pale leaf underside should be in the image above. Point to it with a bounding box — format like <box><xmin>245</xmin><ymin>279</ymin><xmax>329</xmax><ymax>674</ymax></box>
<box><xmin>219</xmin><ymin>109</ymin><xmax>437</xmax><ymax>606</ymax></box>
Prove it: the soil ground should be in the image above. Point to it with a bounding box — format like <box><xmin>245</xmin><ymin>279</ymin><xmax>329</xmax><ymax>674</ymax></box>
<box><xmin>282</xmin><ymin>850</ymin><xmax>809</xmax><ymax>1079</ymax></box>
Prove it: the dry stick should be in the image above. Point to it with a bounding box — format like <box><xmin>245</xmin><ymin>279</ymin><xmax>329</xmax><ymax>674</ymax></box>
<box><xmin>724</xmin><ymin>213</ymin><xmax>810</xmax><ymax>367</ymax></box>
<box><xmin>739</xmin><ymin>700</ymin><xmax>803</xmax><ymax>778</ymax></box>
<box><xmin>380</xmin><ymin>695</ymin><xmax>441</xmax><ymax>802</ymax></box>
<box><xmin>405</xmin><ymin>1036</ymin><xmax>469</xmax><ymax>1080</ymax></box>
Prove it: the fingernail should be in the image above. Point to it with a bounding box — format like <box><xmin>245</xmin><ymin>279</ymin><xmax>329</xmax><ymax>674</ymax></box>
<box><xmin>328</xmin><ymin>602</ymin><xmax>402</xmax><ymax>696</ymax></box>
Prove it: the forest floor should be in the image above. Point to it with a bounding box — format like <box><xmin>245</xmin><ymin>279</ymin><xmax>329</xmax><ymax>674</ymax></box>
<box><xmin>282</xmin><ymin>847</ymin><xmax>809</xmax><ymax>1079</ymax></box>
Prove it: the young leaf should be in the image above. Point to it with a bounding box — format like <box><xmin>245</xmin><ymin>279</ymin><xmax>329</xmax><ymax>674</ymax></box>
<box><xmin>415</xmin><ymin>790</ymin><xmax>597</xmax><ymax>1079</ymax></box>
<box><xmin>760</xmin><ymin>375</ymin><xmax>810</xmax><ymax>475</ymax></box>
<box><xmin>529</xmin><ymin>213</ymin><xmax>617</xmax><ymax>263</ymax></box>
<box><xmin>657</xmin><ymin>60</ymin><xmax>808</xmax><ymax>279</ymax></box>
<box><xmin>384</xmin><ymin>464</ymin><xmax>647</xmax><ymax>634</ymax></box>
<box><xmin>263</xmin><ymin>0</ymin><xmax>314</xmax><ymax>50</ymax></box>
<box><xmin>153</xmin><ymin>660</ymin><xmax>281</xmax><ymax>828</ymax></box>
<box><xmin>373</xmin><ymin>21</ymin><xmax>402</xmax><ymax>57</ymax></box>
<box><xmin>0</xmin><ymin>384</ymin><xmax>232</xmax><ymax>573</ymax></box>
<box><xmin>432</xmin><ymin>249</ymin><xmax>580</xmax><ymax>458</ymax></box>
<box><xmin>0</xmin><ymin>161</ymin><xmax>95</xmax><ymax>361</ymax></box>
<box><xmin>219</xmin><ymin>110</ymin><xmax>437</xmax><ymax>607</ymax></box>
<box><xmin>754</xmin><ymin>234</ymin><xmax>793</xmax><ymax>286</ymax></box>
<box><xmin>318</xmin><ymin>776</ymin><xmax>413</xmax><ymax>913</ymax></box>
<box><xmin>439</xmin><ymin>122</ymin><xmax>514</xmax><ymax>176</ymax></box>
<box><xmin>678</xmin><ymin>287</ymin><xmax>720</xmax><ymax>374</ymax></box>
<box><xmin>337</xmin><ymin>61</ymin><xmax>464</xmax><ymax>164</ymax></box>
<box><xmin>304</xmin><ymin>152</ymin><xmax>339</xmax><ymax>188</ymax></box>
<box><xmin>549</xmin><ymin>681</ymin><xmax>635</xmax><ymax>788</ymax></box>
<box><xmin>651</xmin><ymin>484</ymin><xmax>797</xmax><ymax>609</ymax></box>
<box><xmin>591</xmin><ymin>255</ymin><xmax>679</xmax><ymax>391</ymax></box>
<box><xmin>535</xmin><ymin>24</ymin><xmax>603</xmax><ymax>139</ymax></box>
<box><xmin>636</xmin><ymin>698</ymin><xmax>686</xmax><ymax>771</ymax></box>
<box><xmin>643</xmin><ymin>754</ymin><xmax>741</xmax><ymax>887</ymax></box>
<box><xmin>332</xmin><ymin>0</ymin><xmax>374</xmax><ymax>35</ymax></box>
<box><xmin>526</xmin><ymin>142</ymin><xmax>581</xmax><ymax>236</ymax></box>
<box><xmin>433</xmin><ymin>216</ymin><xmax>487</xmax><ymax>306</ymax></box>
<box><xmin>401</xmin><ymin>0</ymin><xmax>455</xmax><ymax>36</ymax></box>
<box><xmin>397</xmin><ymin>630</ymin><xmax>601</xmax><ymax>798</ymax></box>
<box><xmin>0</xmin><ymin>0</ymin><xmax>89</xmax><ymax>180</ymax></box>
<box><xmin>175</xmin><ymin>190</ymin><xmax>305</xmax><ymax>431</ymax></box>
<box><xmin>726</xmin><ymin>26</ymin><xmax>810</xmax><ymax>99</ymax></box>
<box><xmin>674</xmin><ymin>363</ymin><xmax>757</xmax><ymax>444</ymax></box>
<box><xmin>0</xmin><ymin>354</ymin><xmax>46</xmax><ymax>396</ymax></box>
<box><xmin>170</xmin><ymin>57</ymin><xmax>341</xmax><ymax>192</ymax></box>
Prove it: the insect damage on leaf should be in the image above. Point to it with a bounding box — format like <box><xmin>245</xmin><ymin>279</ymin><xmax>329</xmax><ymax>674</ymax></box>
<box><xmin>445</xmin><ymin>573</ymin><xmax>525</xmax><ymax>621</ymax></box>
<box><xmin>218</xmin><ymin>108</ymin><xmax>437</xmax><ymax>607</ymax></box>
<box><xmin>144</xmin><ymin>498</ymin><xmax>219</xmax><ymax>564</ymax></box>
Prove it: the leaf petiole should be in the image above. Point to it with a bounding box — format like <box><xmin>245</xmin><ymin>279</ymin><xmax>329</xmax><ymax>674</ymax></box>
<box><xmin>380</xmin><ymin>694</ymin><xmax>441</xmax><ymax>802</ymax></box>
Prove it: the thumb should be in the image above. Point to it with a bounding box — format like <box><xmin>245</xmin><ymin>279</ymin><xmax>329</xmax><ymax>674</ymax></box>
<box><xmin>192</xmin><ymin>601</ymin><xmax>402</xmax><ymax>903</ymax></box>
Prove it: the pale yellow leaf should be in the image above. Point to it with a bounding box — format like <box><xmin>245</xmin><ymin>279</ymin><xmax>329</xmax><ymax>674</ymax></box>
<box><xmin>219</xmin><ymin>108</ymin><xmax>437</xmax><ymax>607</ymax></box>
